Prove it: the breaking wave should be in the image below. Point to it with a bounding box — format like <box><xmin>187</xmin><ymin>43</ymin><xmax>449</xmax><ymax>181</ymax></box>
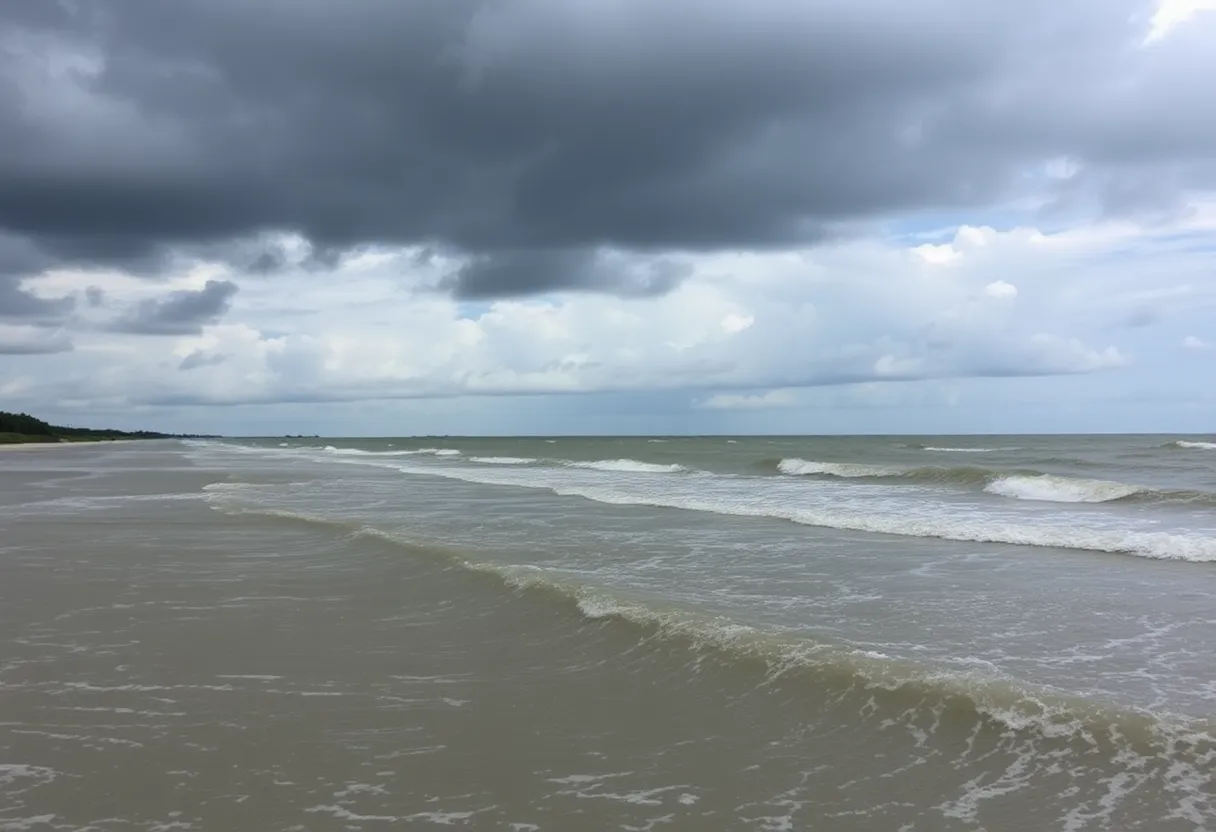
<box><xmin>983</xmin><ymin>474</ymin><xmax>1143</xmax><ymax>503</ymax></box>
<box><xmin>771</xmin><ymin>458</ymin><xmax>1212</xmax><ymax>505</ymax></box>
<box><xmin>776</xmin><ymin>459</ymin><xmax>903</xmax><ymax>478</ymax></box>
<box><xmin>323</xmin><ymin>446</ymin><xmax>462</xmax><ymax>457</ymax></box>
<box><xmin>922</xmin><ymin>446</ymin><xmax>1003</xmax><ymax>453</ymax></box>
<box><xmin>207</xmin><ymin>442</ymin><xmax>1216</xmax><ymax>560</ymax></box>
<box><xmin>1171</xmin><ymin>440</ymin><xmax>1216</xmax><ymax>450</ymax></box>
<box><xmin>545</xmin><ymin>484</ymin><xmax>1216</xmax><ymax>561</ymax></box>
<box><xmin>565</xmin><ymin>459</ymin><xmax>689</xmax><ymax>474</ymax></box>
<box><xmin>308</xmin><ymin>457</ymin><xmax>1216</xmax><ymax>561</ymax></box>
<box><xmin>468</xmin><ymin>456</ymin><xmax>538</xmax><ymax>465</ymax></box>
<box><xmin>195</xmin><ymin>493</ymin><xmax>1216</xmax><ymax>780</ymax></box>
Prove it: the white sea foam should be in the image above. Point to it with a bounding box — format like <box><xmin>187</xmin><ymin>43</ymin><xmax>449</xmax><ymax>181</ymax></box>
<box><xmin>215</xmin><ymin>675</ymin><xmax>283</xmax><ymax>681</ymax></box>
<box><xmin>468</xmin><ymin>456</ymin><xmax>537</xmax><ymax>465</ymax></box>
<box><xmin>323</xmin><ymin>446</ymin><xmax>411</xmax><ymax>457</ymax></box>
<box><xmin>256</xmin><ymin>441</ymin><xmax>1216</xmax><ymax>563</ymax></box>
<box><xmin>305</xmin><ymin>805</ymin><xmax>399</xmax><ymax>822</ymax></box>
<box><xmin>1174</xmin><ymin>440</ymin><xmax>1216</xmax><ymax>450</ymax></box>
<box><xmin>404</xmin><ymin>811</ymin><xmax>479</xmax><ymax>824</ymax></box>
<box><xmin>984</xmin><ymin>475</ymin><xmax>1143</xmax><ymax>504</ymax></box>
<box><xmin>778</xmin><ymin>458</ymin><xmax>900</xmax><ymax>478</ymax></box>
<box><xmin>567</xmin><ymin>459</ymin><xmax>687</xmax><ymax>474</ymax></box>
<box><xmin>324</xmin><ymin>446</ymin><xmax>459</xmax><ymax>457</ymax></box>
<box><xmin>0</xmin><ymin>764</ymin><xmax>58</xmax><ymax>790</ymax></box>
<box><xmin>374</xmin><ymin>459</ymin><xmax>1216</xmax><ymax>561</ymax></box>
<box><xmin>0</xmin><ymin>815</ymin><xmax>58</xmax><ymax>831</ymax></box>
<box><xmin>557</xmin><ymin>487</ymin><xmax>1216</xmax><ymax>561</ymax></box>
<box><xmin>923</xmin><ymin>447</ymin><xmax>1002</xmax><ymax>453</ymax></box>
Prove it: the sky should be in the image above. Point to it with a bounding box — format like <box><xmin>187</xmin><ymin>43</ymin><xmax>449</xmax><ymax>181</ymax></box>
<box><xmin>1</xmin><ymin>0</ymin><xmax>1215</xmax><ymax>436</ymax></box>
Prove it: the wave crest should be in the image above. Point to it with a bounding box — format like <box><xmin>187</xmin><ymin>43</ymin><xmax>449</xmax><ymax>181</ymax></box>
<box><xmin>323</xmin><ymin>446</ymin><xmax>461</xmax><ymax>457</ymax></box>
<box><xmin>777</xmin><ymin>458</ymin><xmax>902</xmax><ymax>478</ymax></box>
<box><xmin>984</xmin><ymin>474</ymin><xmax>1143</xmax><ymax>504</ymax></box>
<box><xmin>923</xmin><ymin>446</ymin><xmax>1002</xmax><ymax>453</ymax></box>
<box><xmin>196</xmin><ymin>501</ymin><xmax>1216</xmax><ymax>763</ymax></box>
<box><xmin>773</xmin><ymin>458</ymin><xmax>1208</xmax><ymax>505</ymax></box>
<box><xmin>566</xmin><ymin>459</ymin><xmax>688</xmax><ymax>474</ymax></box>
<box><xmin>547</xmin><ymin>483</ymin><xmax>1216</xmax><ymax>561</ymax></box>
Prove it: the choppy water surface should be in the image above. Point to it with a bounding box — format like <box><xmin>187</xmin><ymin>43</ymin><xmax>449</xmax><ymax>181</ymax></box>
<box><xmin>2</xmin><ymin>434</ymin><xmax>1215</xmax><ymax>830</ymax></box>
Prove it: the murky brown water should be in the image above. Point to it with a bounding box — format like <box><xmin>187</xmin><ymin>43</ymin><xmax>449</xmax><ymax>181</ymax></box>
<box><xmin>2</xmin><ymin>442</ymin><xmax>1214</xmax><ymax>830</ymax></box>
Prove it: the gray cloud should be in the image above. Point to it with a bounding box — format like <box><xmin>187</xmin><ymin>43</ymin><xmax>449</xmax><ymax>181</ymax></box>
<box><xmin>0</xmin><ymin>326</ymin><xmax>72</xmax><ymax>354</ymax></box>
<box><xmin>0</xmin><ymin>232</ymin><xmax>73</xmax><ymax>320</ymax></box>
<box><xmin>1</xmin><ymin>0</ymin><xmax>1215</xmax><ymax>297</ymax></box>
<box><xmin>247</xmin><ymin>250</ymin><xmax>286</xmax><ymax>275</ymax></box>
<box><xmin>0</xmin><ymin>278</ymin><xmax>74</xmax><ymax>321</ymax></box>
<box><xmin>114</xmin><ymin>279</ymin><xmax>239</xmax><ymax>335</ymax></box>
<box><xmin>446</xmin><ymin>249</ymin><xmax>688</xmax><ymax>298</ymax></box>
<box><xmin>178</xmin><ymin>349</ymin><xmax>228</xmax><ymax>371</ymax></box>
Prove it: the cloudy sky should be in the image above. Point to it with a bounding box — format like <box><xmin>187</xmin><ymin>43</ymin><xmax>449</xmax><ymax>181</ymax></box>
<box><xmin>2</xmin><ymin>0</ymin><xmax>1215</xmax><ymax>436</ymax></box>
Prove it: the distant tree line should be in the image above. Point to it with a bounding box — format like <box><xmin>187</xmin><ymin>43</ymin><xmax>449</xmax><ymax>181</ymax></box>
<box><xmin>0</xmin><ymin>411</ymin><xmax>217</xmax><ymax>443</ymax></box>
<box><xmin>0</xmin><ymin>411</ymin><xmax>56</xmax><ymax>437</ymax></box>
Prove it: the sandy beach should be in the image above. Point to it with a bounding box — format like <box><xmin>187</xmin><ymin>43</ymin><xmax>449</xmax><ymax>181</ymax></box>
<box><xmin>0</xmin><ymin>439</ymin><xmax>141</xmax><ymax>452</ymax></box>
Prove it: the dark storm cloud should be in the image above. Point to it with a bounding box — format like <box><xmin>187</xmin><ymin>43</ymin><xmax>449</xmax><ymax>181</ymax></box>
<box><xmin>1</xmin><ymin>0</ymin><xmax>1215</xmax><ymax>295</ymax></box>
<box><xmin>0</xmin><ymin>279</ymin><xmax>74</xmax><ymax>321</ymax></box>
<box><xmin>114</xmin><ymin>280</ymin><xmax>239</xmax><ymax>335</ymax></box>
<box><xmin>247</xmin><ymin>250</ymin><xmax>286</xmax><ymax>275</ymax></box>
<box><xmin>447</xmin><ymin>249</ymin><xmax>687</xmax><ymax>298</ymax></box>
<box><xmin>0</xmin><ymin>233</ymin><xmax>72</xmax><ymax>320</ymax></box>
<box><xmin>0</xmin><ymin>232</ymin><xmax>49</xmax><ymax>277</ymax></box>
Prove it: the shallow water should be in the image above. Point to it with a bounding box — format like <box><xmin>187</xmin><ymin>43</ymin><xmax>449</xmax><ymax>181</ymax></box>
<box><xmin>2</xmin><ymin>436</ymin><xmax>1215</xmax><ymax>830</ymax></box>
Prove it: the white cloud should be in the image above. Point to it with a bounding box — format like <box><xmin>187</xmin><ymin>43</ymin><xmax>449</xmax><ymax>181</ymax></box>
<box><xmin>1045</xmin><ymin>157</ymin><xmax>1082</xmax><ymax>181</ymax></box>
<box><xmin>1025</xmin><ymin>335</ymin><xmax>1128</xmax><ymax>373</ymax></box>
<box><xmin>983</xmin><ymin>280</ymin><xmax>1019</xmax><ymax>301</ymax></box>
<box><xmin>913</xmin><ymin>243</ymin><xmax>960</xmax><ymax>266</ymax></box>
<box><xmin>9</xmin><ymin>202</ymin><xmax>1216</xmax><ymax>432</ymax></box>
<box><xmin>1183</xmin><ymin>335</ymin><xmax>1212</xmax><ymax>350</ymax></box>
<box><xmin>874</xmin><ymin>354</ymin><xmax>924</xmax><ymax>378</ymax></box>
<box><xmin>1147</xmin><ymin>0</ymin><xmax>1216</xmax><ymax>42</ymax></box>
<box><xmin>720</xmin><ymin>313</ymin><xmax>755</xmax><ymax>334</ymax></box>
<box><xmin>697</xmin><ymin>389</ymin><xmax>797</xmax><ymax>410</ymax></box>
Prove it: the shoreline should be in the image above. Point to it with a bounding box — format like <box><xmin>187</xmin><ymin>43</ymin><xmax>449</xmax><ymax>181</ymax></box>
<box><xmin>0</xmin><ymin>439</ymin><xmax>146</xmax><ymax>452</ymax></box>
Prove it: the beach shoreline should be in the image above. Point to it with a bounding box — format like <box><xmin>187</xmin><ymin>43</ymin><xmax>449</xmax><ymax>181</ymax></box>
<box><xmin>0</xmin><ymin>439</ymin><xmax>144</xmax><ymax>451</ymax></box>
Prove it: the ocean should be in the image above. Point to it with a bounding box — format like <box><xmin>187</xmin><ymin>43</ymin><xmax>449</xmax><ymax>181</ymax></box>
<box><xmin>2</xmin><ymin>435</ymin><xmax>1215</xmax><ymax>831</ymax></box>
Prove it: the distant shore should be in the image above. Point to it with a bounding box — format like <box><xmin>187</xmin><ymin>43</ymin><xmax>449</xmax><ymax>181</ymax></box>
<box><xmin>0</xmin><ymin>439</ymin><xmax>144</xmax><ymax>451</ymax></box>
<box><xmin>1</xmin><ymin>411</ymin><xmax>215</xmax><ymax>448</ymax></box>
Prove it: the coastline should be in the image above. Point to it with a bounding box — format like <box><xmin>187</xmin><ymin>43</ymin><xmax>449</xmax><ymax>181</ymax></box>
<box><xmin>0</xmin><ymin>439</ymin><xmax>143</xmax><ymax>452</ymax></box>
